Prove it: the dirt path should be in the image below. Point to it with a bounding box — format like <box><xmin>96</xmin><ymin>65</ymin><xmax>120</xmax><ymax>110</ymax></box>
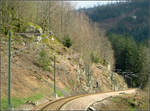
<box><xmin>60</xmin><ymin>89</ymin><xmax>136</xmax><ymax>110</ymax></box>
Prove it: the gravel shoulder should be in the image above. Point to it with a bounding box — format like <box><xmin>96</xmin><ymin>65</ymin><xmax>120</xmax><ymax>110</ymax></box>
<box><xmin>60</xmin><ymin>89</ymin><xmax>137</xmax><ymax>110</ymax></box>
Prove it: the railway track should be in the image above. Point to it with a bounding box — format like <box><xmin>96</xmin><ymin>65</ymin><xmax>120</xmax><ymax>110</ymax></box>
<box><xmin>40</xmin><ymin>94</ymin><xmax>90</xmax><ymax>110</ymax></box>
<box><xmin>37</xmin><ymin>89</ymin><xmax>136</xmax><ymax>110</ymax></box>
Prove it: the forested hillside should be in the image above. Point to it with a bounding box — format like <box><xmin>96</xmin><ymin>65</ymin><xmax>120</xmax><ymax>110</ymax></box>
<box><xmin>82</xmin><ymin>0</ymin><xmax>149</xmax><ymax>43</ymax></box>
<box><xmin>82</xmin><ymin>0</ymin><xmax>150</xmax><ymax>88</ymax></box>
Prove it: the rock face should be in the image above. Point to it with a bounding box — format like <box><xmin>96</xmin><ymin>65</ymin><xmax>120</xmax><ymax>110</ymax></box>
<box><xmin>25</xmin><ymin>22</ymin><xmax>43</xmax><ymax>34</ymax></box>
<box><xmin>19</xmin><ymin>22</ymin><xmax>43</xmax><ymax>39</ymax></box>
<box><xmin>54</xmin><ymin>51</ymin><xmax>127</xmax><ymax>95</ymax></box>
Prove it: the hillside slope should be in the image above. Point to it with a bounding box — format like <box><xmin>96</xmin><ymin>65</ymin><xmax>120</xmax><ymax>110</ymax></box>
<box><xmin>82</xmin><ymin>0</ymin><xmax>149</xmax><ymax>42</ymax></box>
<box><xmin>1</xmin><ymin>23</ymin><xmax>127</xmax><ymax>110</ymax></box>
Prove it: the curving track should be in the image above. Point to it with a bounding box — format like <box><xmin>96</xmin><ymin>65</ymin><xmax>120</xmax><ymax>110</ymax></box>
<box><xmin>40</xmin><ymin>94</ymin><xmax>90</xmax><ymax>110</ymax></box>
<box><xmin>38</xmin><ymin>89</ymin><xmax>136</xmax><ymax>110</ymax></box>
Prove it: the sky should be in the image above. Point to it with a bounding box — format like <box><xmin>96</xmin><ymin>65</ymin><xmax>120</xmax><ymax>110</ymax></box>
<box><xmin>70</xmin><ymin>1</ymin><xmax>119</xmax><ymax>9</ymax></box>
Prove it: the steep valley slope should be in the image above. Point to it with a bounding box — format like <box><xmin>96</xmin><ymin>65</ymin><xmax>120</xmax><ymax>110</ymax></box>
<box><xmin>1</xmin><ymin>24</ymin><xmax>127</xmax><ymax>109</ymax></box>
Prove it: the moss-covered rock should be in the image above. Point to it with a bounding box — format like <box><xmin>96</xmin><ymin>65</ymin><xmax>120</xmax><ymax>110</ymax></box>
<box><xmin>25</xmin><ymin>22</ymin><xmax>43</xmax><ymax>34</ymax></box>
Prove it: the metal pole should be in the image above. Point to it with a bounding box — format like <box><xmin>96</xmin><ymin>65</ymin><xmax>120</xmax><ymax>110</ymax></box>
<box><xmin>113</xmin><ymin>72</ymin><xmax>115</xmax><ymax>91</ymax></box>
<box><xmin>54</xmin><ymin>55</ymin><xmax>56</xmax><ymax>96</ymax></box>
<box><xmin>111</xmin><ymin>72</ymin><xmax>114</xmax><ymax>90</ymax></box>
<box><xmin>0</xmin><ymin>38</ymin><xmax>1</xmax><ymax>110</ymax></box>
<box><xmin>131</xmin><ymin>78</ymin><xmax>132</xmax><ymax>88</ymax></box>
<box><xmin>88</xmin><ymin>65</ymin><xmax>90</xmax><ymax>87</ymax></box>
<box><xmin>8</xmin><ymin>30</ymin><xmax>11</xmax><ymax>109</ymax></box>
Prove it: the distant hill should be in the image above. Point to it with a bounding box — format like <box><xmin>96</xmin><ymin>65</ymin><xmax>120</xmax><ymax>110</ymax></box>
<box><xmin>81</xmin><ymin>0</ymin><xmax>149</xmax><ymax>43</ymax></box>
<box><xmin>80</xmin><ymin>0</ymin><xmax>150</xmax><ymax>89</ymax></box>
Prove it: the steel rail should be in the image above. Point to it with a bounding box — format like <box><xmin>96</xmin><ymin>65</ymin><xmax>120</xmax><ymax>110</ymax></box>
<box><xmin>39</xmin><ymin>88</ymin><xmax>135</xmax><ymax>110</ymax></box>
<box><xmin>40</xmin><ymin>94</ymin><xmax>90</xmax><ymax>110</ymax></box>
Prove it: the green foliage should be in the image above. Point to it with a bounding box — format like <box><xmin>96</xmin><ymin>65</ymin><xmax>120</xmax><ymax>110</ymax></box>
<box><xmin>38</xmin><ymin>49</ymin><xmax>50</xmax><ymax>71</ymax></box>
<box><xmin>108</xmin><ymin>33</ymin><xmax>149</xmax><ymax>88</ymax></box>
<box><xmin>90</xmin><ymin>52</ymin><xmax>108</xmax><ymax>65</ymax></box>
<box><xmin>70</xmin><ymin>80</ymin><xmax>75</xmax><ymax>86</ymax></box>
<box><xmin>1</xmin><ymin>97</ymin><xmax>24</xmax><ymax>109</ymax></box>
<box><xmin>108</xmin><ymin>13</ymin><xmax>149</xmax><ymax>42</ymax></box>
<box><xmin>56</xmin><ymin>89</ymin><xmax>64</xmax><ymax>97</ymax></box>
<box><xmin>0</xmin><ymin>2</ymin><xmax>26</xmax><ymax>34</ymax></box>
<box><xmin>1</xmin><ymin>94</ymin><xmax>43</xmax><ymax>110</ymax></box>
<box><xmin>130</xmin><ymin>107</ymin><xmax>136</xmax><ymax>111</ymax></box>
<box><xmin>83</xmin><ymin>0</ymin><xmax>149</xmax><ymax>42</ymax></box>
<box><xmin>64</xmin><ymin>87</ymin><xmax>70</xmax><ymax>93</ymax></box>
<box><xmin>103</xmin><ymin>59</ymin><xmax>109</xmax><ymax>66</ymax></box>
<box><xmin>24</xmin><ymin>93</ymin><xmax>43</xmax><ymax>102</ymax></box>
<box><xmin>82</xmin><ymin>1</ymin><xmax>148</xmax><ymax>22</ymax></box>
<box><xmin>27</xmin><ymin>22</ymin><xmax>42</xmax><ymax>32</ymax></box>
<box><xmin>63</xmin><ymin>35</ymin><xmax>72</xmax><ymax>48</ymax></box>
<box><xmin>111</xmin><ymin>97</ymin><xmax>119</xmax><ymax>103</ymax></box>
<box><xmin>90</xmin><ymin>52</ymin><xmax>99</xmax><ymax>63</ymax></box>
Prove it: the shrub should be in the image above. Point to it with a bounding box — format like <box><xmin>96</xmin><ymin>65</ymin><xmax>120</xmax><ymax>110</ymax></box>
<box><xmin>38</xmin><ymin>49</ymin><xmax>50</xmax><ymax>71</ymax></box>
<box><xmin>103</xmin><ymin>59</ymin><xmax>108</xmax><ymax>66</ymax></box>
<box><xmin>90</xmin><ymin>52</ymin><xmax>99</xmax><ymax>63</ymax></box>
<box><xmin>63</xmin><ymin>35</ymin><xmax>72</xmax><ymax>48</ymax></box>
<box><xmin>56</xmin><ymin>89</ymin><xmax>64</xmax><ymax>97</ymax></box>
